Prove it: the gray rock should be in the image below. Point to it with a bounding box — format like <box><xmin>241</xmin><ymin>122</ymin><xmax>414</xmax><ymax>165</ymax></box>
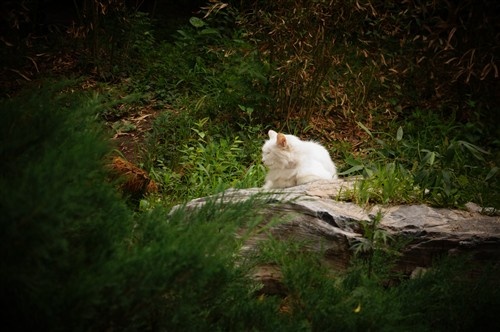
<box><xmin>178</xmin><ymin>179</ymin><xmax>500</xmax><ymax>289</ymax></box>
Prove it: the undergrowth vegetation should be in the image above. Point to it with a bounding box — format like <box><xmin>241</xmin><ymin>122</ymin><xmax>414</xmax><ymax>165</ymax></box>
<box><xmin>2</xmin><ymin>0</ymin><xmax>498</xmax><ymax>208</ymax></box>
<box><xmin>1</xmin><ymin>0</ymin><xmax>499</xmax><ymax>330</ymax></box>
<box><xmin>342</xmin><ymin>116</ymin><xmax>499</xmax><ymax>208</ymax></box>
<box><xmin>136</xmin><ymin>0</ymin><xmax>498</xmax><ymax>209</ymax></box>
<box><xmin>1</xmin><ymin>86</ymin><xmax>499</xmax><ymax>331</ymax></box>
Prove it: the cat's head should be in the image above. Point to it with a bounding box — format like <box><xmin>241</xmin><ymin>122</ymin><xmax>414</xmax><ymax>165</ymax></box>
<box><xmin>261</xmin><ymin>130</ymin><xmax>295</xmax><ymax>169</ymax></box>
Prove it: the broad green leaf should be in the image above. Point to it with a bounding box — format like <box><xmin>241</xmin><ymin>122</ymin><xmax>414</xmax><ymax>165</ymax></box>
<box><xmin>429</xmin><ymin>151</ymin><xmax>436</xmax><ymax>166</ymax></box>
<box><xmin>396</xmin><ymin>126</ymin><xmax>403</xmax><ymax>141</ymax></box>
<box><xmin>421</xmin><ymin>150</ymin><xmax>436</xmax><ymax>166</ymax></box>
<box><xmin>345</xmin><ymin>156</ymin><xmax>363</xmax><ymax>166</ymax></box>
<box><xmin>176</xmin><ymin>29</ymin><xmax>189</xmax><ymax>38</ymax></box>
<box><xmin>458</xmin><ymin>140</ymin><xmax>489</xmax><ymax>154</ymax></box>
<box><xmin>485</xmin><ymin>166</ymin><xmax>499</xmax><ymax>181</ymax></box>
<box><xmin>338</xmin><ymin>164</ymin><xmax>364</xmax><ymax>175</ymax></box>
<box><xmin>189</xmin><ymin>16</ymin><xmax>206</xmax><ymax>28</ymax></box>
<box><xmin>200</xmin><ymin>28</ymin><xmax>220</xmax><ymax>35</ymax></box>
<box><xmin>364</xmin><ymin>167</ymin><xmax>374</xmax><ymax>177</ymax></box>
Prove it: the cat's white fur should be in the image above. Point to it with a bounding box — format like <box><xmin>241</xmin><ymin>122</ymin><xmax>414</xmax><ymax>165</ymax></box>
<box><xmin>262</xmin><ymin>130</ymin><xmax>337</xmax><ymax>189</ymax></box>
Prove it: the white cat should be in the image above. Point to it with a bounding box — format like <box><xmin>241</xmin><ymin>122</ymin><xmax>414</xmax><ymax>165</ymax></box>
<box><xmin>262</xmin><ymin>130</ymin><xmax>337</xmax><ymax>189</ymax></box>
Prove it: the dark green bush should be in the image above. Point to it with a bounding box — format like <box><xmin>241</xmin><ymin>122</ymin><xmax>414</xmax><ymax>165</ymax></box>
<box><xmin>0</xmin><ymin>86</ymin><xmax>276</xmax><ymax>330</ymax></box>
<box><xmin>0</xmin><ymin>82</ymin><xmax>131</xmax><ymax>331</ymax></box>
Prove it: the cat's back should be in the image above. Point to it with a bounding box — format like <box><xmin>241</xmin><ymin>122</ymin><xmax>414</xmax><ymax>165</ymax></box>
<box><xmin>293</xmin><ymin>136</ymin><xmax>330</xmax><ymax>156</ymax></box>
<box><xmin>293</xmin><ymin>137</ymin><xmax>336</xmax><ymax>174</ymax></box>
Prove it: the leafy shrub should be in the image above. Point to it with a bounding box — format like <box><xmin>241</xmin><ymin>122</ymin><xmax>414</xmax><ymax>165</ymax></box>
<box><xmin>148</xmin><ymin>116</ymin><xmax>265</xmax><ymax>205</ymax></box>
<box><xmin>0</xmin><ymin>82</ymin><xmax>131</xmax><ymax>331</ymax></box>
<box><xmin>94</xmin><ymin>198</ymin><xmax>278</xmax><ymax>331</ymax></box>
<box><xmin>0</xmin><ymin>83</ymin><xmax>276</xmax><ymax>331</ymax></box>
<box><xmin>240</xmin><ymin>0</ymin><xmax>370</xmax><ymax>123</ymax></box>
<box><xmin>136</xmin><ymin>12</ymin><xmax>270</xmax><ymax>123</ymax></box>
<box><xmin>341</xmin><ymin>114</ymin><xmax>498</xmax><ymax>208</ymax></box>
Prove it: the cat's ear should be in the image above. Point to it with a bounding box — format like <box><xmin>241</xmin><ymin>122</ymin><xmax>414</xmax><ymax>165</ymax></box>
<box><xmin>268</xmin><ymin>130</ymin><xmax>277</xmax><ymax>139</ymax></box>
<box><xmin>276</xmin><ymin>133</ymin><xmax>287</xmax><ymax>148</ymax></box>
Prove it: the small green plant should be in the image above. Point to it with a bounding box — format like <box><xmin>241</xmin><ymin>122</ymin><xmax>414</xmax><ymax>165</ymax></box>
<box><xmin>178</xmin><ymin>118</ymin><xmax>246</xmax><ymax>194</ymax></box>
<box><xmin>345</xmin><ymin>161</ymin><xmax>417</xmax><ymax>206</ymax></box>
<box><xmin>340</xmin><ymin>124</ymin><xmax>419</xmax><ymax>205</ymax></box>
<box><xmin>351</xmin><ymin>210</ymin><xmax>395</xmax><ymax>279</ymax></box>
<box><xmin>413</xmin><ymin>139</ymin><xmax>495</xmax><ymax>207</ymax></box>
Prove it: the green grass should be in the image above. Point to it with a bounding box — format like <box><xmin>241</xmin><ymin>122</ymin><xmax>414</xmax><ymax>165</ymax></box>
<box><xmin>145</xmin><ymin>113</ymin><xmax>266</xmax><ymax>207</ymax></box>
<box><xmin>340</xmin><ymin>115</ymin><xmax>499</xmax><ymax>209</ymax></box>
